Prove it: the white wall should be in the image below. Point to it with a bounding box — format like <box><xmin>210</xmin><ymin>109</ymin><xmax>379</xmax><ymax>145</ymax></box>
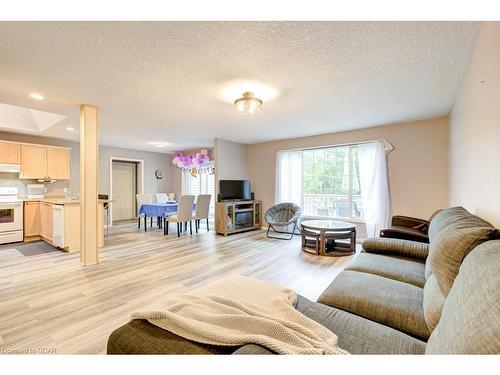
<box><xmin>449</xmin><ymin>22</ymin><xmax>500</xmax><ymax>227</ymax></box>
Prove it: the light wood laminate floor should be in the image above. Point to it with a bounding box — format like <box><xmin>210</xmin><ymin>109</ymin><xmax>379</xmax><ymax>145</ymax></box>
<box><xmin>0</xmin><ymin>223</ymin><xmax>359</xmax><ymax>354</ymax></box>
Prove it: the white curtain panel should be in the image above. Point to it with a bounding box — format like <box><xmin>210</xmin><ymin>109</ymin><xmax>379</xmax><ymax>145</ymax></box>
<box><xmin>276</xmin><ymin>150</ymin><xmax>303</xmax><ymax>206</ymax></box>
<box><xmin>358</xmin><ymin>141</ymin><xmax>391</xmax><ymax>237</ymax></box>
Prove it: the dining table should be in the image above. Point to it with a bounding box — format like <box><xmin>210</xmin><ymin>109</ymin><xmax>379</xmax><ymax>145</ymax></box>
<box><xmin>139</xmin><ymin>202</ymin><xmax>196</xmax><ymax>232</ymax></box>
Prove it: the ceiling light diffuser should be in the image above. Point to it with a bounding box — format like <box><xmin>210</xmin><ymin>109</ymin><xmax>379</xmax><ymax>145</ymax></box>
<box><xmin>234</xmin><ymin>92</ymin><xmax>263</xmax><ymax>115</ymax></box>
<box><xmin>148</xmin><ymin>141</ymin><xmax>170</xmax><ymax>148</ymax></box>
<box><xmin>66</xmin><ymin>126</ymin><xmax>75</xmax><ymax>131</ymax></box>
<box><xmin>220</xmin><ymin>80</ymin><xmax>279</xmax><ymax>104</ymax></box>
<box><xmin>29</xmin><ymin>93</ymin><xmax>45</xmax><ymax>100</ymax></box>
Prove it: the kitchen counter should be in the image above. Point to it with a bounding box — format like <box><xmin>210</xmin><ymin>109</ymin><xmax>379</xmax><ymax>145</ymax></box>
<box><xmin>23</xmin><ymin>198</ymin><xmax>81</xmax><ymax>206</ymax></box>
<box><xmin>22</xmin><ymin>197</ymin><xmax>110</xmax><ymax>206</ymax></box>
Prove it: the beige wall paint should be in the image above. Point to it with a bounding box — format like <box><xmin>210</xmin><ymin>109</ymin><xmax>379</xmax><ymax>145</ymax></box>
<box><xmin>0</xmin><ymin>131</ymin><xmax>173</xmax><ymax>197</ymax></box>
<box><xmin>99</xmin><ymin>146</ymin><xmax>171</xmax><ymax>196</ymax></box>
<box><xmin>214</xmin><ymin>138</ymin><xmax>249</xmax><ymax>195</ymax></box>
<box><xmin>449</xmin><ymin>22</ymin><xmax>500</xmax><ymax>227</ymax></box>
<box><xmin>247</xmin><ymin>117</ymin><xmax>449</xmax><ymax>221</ymax></box>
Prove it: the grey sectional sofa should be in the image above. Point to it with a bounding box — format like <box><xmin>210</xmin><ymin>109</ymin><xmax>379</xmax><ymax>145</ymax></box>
<box><xmin>107</xmin><ymin>207</ymin><xmax>500</xmax><ymax>354</ymax></box>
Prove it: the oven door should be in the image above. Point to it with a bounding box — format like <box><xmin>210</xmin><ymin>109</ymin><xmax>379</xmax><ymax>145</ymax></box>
<box><xmin>0</xmin><ymin>202</ymin><xmax>23</xmax><ymax>232</ymax></box>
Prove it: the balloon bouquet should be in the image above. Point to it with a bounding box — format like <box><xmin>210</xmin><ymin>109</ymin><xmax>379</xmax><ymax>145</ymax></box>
<box><xmin>171</xmin><ymin>149</ymin><xmax>212</xmax><ymax>177</ymax></box>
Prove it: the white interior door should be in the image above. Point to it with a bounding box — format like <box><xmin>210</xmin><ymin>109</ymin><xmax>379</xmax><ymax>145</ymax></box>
<box><xmin>112</xmin><ymin>162</ymin><xmax>137</xmax><ymax>221</ymax></box>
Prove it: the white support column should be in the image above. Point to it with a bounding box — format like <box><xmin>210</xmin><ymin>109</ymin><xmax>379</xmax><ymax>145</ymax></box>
<box><xmin>80</xmin><ymin>104</ymin><xmax>99</xmax><ymax>266</ymax></box>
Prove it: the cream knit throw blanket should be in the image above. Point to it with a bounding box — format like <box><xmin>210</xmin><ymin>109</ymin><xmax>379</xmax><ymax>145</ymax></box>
<box><xmin>131</xmin><ymin>275</ymin><xmax>348</xmax><ymax>355</ymax></box>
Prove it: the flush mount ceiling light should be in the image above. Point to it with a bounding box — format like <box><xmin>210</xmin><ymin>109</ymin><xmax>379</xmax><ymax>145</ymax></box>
<box><xmin>220</xmin><ymin>80</ymin><xmax>279</xmax><ymax>114</ymax></box>
<box><xmin>234</xmin><ymin>92</ymin><xmax>263</xmax><ymax>115</ymax></box>
<box><xmin>65</xmin><ymin>126</ymin><xmax>75</xmax><ymax>131</ymax></box>
<box><xmin>29</xmin><ymin>93</ymin><xmax>44</xmax><ymax>100</ymax></box>
<box><xmin>148</xmin><ymin>141</ymin><xmax>170</xmax><ymax>148</ymax></box>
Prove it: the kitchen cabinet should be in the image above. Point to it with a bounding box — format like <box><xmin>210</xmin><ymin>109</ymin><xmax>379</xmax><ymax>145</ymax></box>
<box><xmin>20</xmin><ymin>144</ymin><xmax>46</xmax><ymax>179</ymax></box>
<box><xmin>24</xmin><ymin>201</ymin><xmax>41</xmax><ymax>239</ymax></box>
<box><xmin>23</xmin><ymin>200</ymin><xmax>104</xmax><ymax>252</ymax></box>
<box><xmin>0</xmin><ymin>142</ymin><xmax>20</xmax><ymax>165</ymax></box>
<box><xmin>40</xmin><ymin>202</ymin><xmax>53</xmax><ymax>242</ymax></box>
<box><xmin>19</xmin><ymin>144</ymin><xmax>71</xmax><ymax>180</ymax></box>
<box><xmin>46</xmin><ymin>147</ymin><xmax>70</xmax><ymax>180</ymax></box>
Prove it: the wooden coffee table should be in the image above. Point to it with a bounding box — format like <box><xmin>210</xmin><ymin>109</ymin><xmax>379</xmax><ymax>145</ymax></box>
<box><xmin>300</xmin><ymin>219</ymin><xmax>356</xmax><ymax>256</ymax></box>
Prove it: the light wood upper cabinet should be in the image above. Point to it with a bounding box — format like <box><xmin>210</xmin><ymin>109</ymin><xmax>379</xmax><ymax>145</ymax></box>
<box><xmin>17</xmin><ymin>143</ymin><xmax>71</xmax><ymax>180</ymax></box>
<box><xmin>0</xmin><ymin>142</ymin><xmax>21</xmax><ymax>164</ymax></box>
<box><xmin>46</xmin><ymin>147</ymin><xmax>70</xmax><ymax>180</ymax></box>
<box><xmin>24</xmin><ymin>202</ymin><xmax>41</xmax><ymax>237</ymax></box>
<box><xmin>20</xmin><ymin>145</ymin><xmax>46</xmax><ymax>179</ymax></box>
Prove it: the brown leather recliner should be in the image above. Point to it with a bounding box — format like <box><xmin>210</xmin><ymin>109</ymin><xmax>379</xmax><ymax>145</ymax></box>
<box><xmin>379</xmin><ymin>215</ymin><xmax>430</xmax><ymax>243</ymax></box>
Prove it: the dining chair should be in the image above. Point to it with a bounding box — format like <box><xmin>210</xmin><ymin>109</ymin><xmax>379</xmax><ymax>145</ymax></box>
<box><xmin>136</xmin><ymin>193</ymin><xmax>152</xmax><ymax>229</ymax></box>
<box><xmin>155</xmin><ymin>193</ymin><xmax>169</xmax><ymax>204</ymax></box>
<box><xmin>164</xmin><ymin>195</ymin><xmax>195</xmax><ymax>237</ymax></box>
<box><xmin>98</xmin><ymin>194</ymin><xmax>109</xmax><ymax>236</ymax></box>
<box><xmin>192</xmin><ymin>195</ymin><xmax>211</xmax><ymax>233</ymax></box>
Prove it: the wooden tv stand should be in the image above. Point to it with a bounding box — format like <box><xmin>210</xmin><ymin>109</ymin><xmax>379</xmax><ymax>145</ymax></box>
<box><xmin>215</xmin><ymin>200</ymin><xmax>262</xmax><ymax>236</ymax></box>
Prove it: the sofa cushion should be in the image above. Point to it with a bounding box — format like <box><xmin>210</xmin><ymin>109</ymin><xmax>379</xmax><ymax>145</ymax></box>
<box><xmin>422</xmin><ymin>274</ymin><xmax>446</xmax><ymax>333</ymax></box>
<box><xmin>425</xmin><ymin>207</ymin><xmax>496</xmax><ymax>280</ymax></box>
<box><xmin>317</xmin><ymin>270</ymin><xmax>429</xmax><ymax>340</ymax></box>
<box><xmin>427</xmin><ymin>206</ymin><xmax>492</xmax><ymax>242</ymax></box>
<box><xmin>346</xmin><ymin>253</ymin><xmax>426</xmax><ymax>287</ymax></box>
<box><xmin>427</xmin><ymin>226</ymin><xmax>498</xmax><ymax>295</ymax></box>
<box><xmin>296</xmin><ymin>296</ymin><xmax>425</xmax><ymax>354</ymax></box>
<box><xmin>426</xmin><ymin>240</ymin><xmax>500</xmax><ymax>354</ymax></box>
<box><xmin>362</xmin><ymin>237</ymin><xmax>429</xmax><ymax>261</ymax></box>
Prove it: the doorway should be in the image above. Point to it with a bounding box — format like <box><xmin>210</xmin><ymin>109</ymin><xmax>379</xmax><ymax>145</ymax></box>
<box><xmin>112</xmin><ymin>161</ymin><xmax>137</xmax><ymax>222</ymax></box>
<box><xmin>109</xmin><ymin>157</ymin><xmax>144</xmax><ymax>225</ymax></box>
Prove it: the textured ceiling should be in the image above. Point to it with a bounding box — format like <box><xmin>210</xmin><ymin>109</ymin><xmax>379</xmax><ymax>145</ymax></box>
<box><xmin>0</xmin><ymin>22</ymin><xmax>479</xmax><ymax>153</ymax></box>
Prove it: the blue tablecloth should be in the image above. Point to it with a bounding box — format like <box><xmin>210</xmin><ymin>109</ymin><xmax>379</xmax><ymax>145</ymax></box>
<box><xmin>139</xmin><ymin>203</ymin><xmax>195</xmax><ymax>217</ymax></box>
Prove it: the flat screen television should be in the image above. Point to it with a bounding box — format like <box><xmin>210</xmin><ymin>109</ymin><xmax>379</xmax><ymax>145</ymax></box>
<box><xmin>219</xmin><ymin>180</ymin><xmax>251</xmax><ymax>201</ymax></box>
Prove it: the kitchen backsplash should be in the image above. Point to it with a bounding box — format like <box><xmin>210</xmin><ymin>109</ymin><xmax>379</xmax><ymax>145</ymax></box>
<box><xmin>0</xmin><ymin>173</ymin><xmax>74</xmax><ymax>197</ymax></box>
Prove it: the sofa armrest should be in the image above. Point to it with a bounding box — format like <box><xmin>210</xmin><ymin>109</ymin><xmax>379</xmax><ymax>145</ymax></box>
<box><xmin>391</xmin><ymin>215</ymin><xmax>429</xmax><ymax>234</ymax></box>
<box><xmin>362</xmin><ymin>237</ymin><xmax>429</xmax><ymax>260</ymax></box>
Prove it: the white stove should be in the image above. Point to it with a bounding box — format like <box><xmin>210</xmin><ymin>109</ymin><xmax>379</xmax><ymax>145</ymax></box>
<box><xmin>0</xmin><ymin>187</ymin><xmax>23</xmax><ymax>244</ymax></box>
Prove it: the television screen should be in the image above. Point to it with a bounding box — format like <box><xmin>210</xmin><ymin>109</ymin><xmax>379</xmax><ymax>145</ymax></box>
<box><xmin>219</xmin><ymin>180</ymin><xmax>251</xmax><ymax>201</ymax></box>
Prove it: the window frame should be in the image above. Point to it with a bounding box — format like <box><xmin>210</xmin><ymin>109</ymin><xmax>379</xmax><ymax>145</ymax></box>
<box><xmin>278</xmin><ymin>142</ymin><xmax>367</xmax><ymax>223</ymax></box>
<box><xmin>181</xmin><ymin>168</ymin><xmax>216</xmax><ymax>217</ymax></box>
